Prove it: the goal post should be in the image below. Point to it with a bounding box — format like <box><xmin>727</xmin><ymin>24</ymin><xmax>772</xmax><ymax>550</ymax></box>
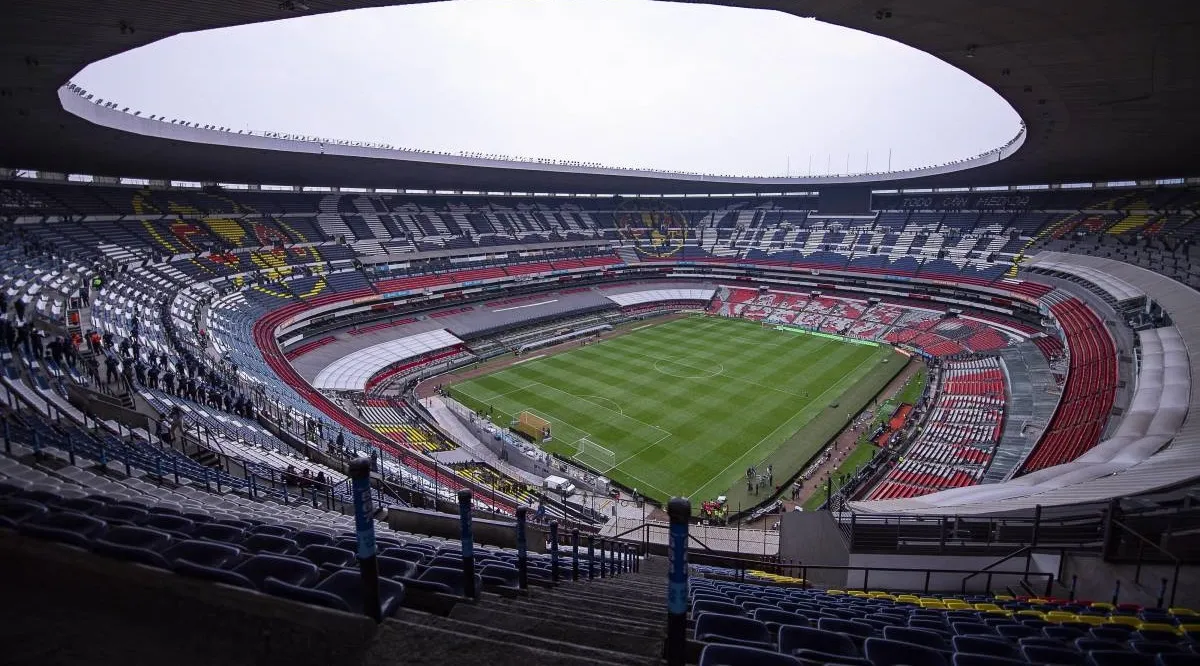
<box><xmin>514</xmin><ymin>410</ymin><xmax>552</xmax><ymax>442</ymax></box>
<box><xmin>574</xmin><ymin>437</ymin><xmax>616</xmax><ymax>470</ymax></box>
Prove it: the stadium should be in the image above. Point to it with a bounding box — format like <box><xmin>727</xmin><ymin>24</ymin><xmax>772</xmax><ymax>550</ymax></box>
<box><xmin>2</xmin><ymin>1</ymin><xmax>1200</xmax><ymax>665</ymax></box>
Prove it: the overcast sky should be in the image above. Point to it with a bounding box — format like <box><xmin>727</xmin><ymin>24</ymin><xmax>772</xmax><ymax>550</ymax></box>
<box><xmin>73</xmin><ymin>0</ymin><xmax>1020</xmax><ymax>177</ymax></box>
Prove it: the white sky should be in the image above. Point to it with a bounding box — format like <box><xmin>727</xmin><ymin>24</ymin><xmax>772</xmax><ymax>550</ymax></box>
<box><xmin>73</xmin><ymin>0</ymin><xmax>1020</xmax><ymax>176</ymax></box>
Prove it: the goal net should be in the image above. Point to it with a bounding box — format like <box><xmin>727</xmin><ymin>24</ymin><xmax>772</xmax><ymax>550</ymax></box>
<box><xmin>513</xmin><ymin>411</ymin><xmax>552</xmax><ymax>442</ymax></box>
<box><xmin>574</xmin><ymin>437</ymin><xmax>616</xmax><ymax>470</ymax></box>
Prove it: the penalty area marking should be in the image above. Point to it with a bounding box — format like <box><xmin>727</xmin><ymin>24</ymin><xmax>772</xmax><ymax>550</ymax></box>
<box><xmin>512</xmin><ymin>354</ymin><xmax>545</xmax><ymax>365</ymax></box>
<box><xmin>631</xmin><ymin>323</ymin><xmax>656</xmax><ymax>331</ymax></box>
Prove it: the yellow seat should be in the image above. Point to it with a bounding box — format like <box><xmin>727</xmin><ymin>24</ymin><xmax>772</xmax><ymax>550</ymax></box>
<box><xmin>921</xmin><ymin>601</ymin><xmax>948</xmax><ymax>610</ymax></box>
<box><xmin>1090</xmin><ymin>602</ymin><xmax>1115</xmax><ymax>611</ymax></box>
<box><xmin>1106</xmin><ymin>616</ymin><xmax>1142</xmax><ymax>627</ymax></box>
<box><xmin>1138</xmin><ymin>622</ymin><xmax>1180</xmax><ymax>634</ymax></box>
<box><xmin>827</xmin><ymin>590</ymin><xmax>846</xmax><ymax>596</ymax></box>
<box><xmin>1016</xmin><ymin>610</ymin><xmax>1046</xmax><ymax>619</ymax></box>
<box><xmin>1170</xmin><ymin>608</ymin><xmax>1198</xmax><ymax>617</ymax></box>
<box><xmin>1180</xmin><ymin>623</ymin><xmax>1200</xmax><ymax>633</ymax></box>
<box><xmin>993</xmin><ymin>595</ymin><xmax>1014</xmax><ymax>602</ymax></box>
<box><xmin>975</xmin><ymin>603</ymin><xmax>1002</xmax><ymax>612</ymax></box>
<box><xmin>1046</xmin><ymin>612</ymin><xmax>1076</xmax><ymax>623</ymax></box>
<box><xmin>1073</xmin><ymin>616</ymin><xmax>1107</xmax><ymax>626</ymax></box>
<box><xmin>897</xmin><ymin>595</ymin><xmax>921</xmax><ymax>603</ymax></box>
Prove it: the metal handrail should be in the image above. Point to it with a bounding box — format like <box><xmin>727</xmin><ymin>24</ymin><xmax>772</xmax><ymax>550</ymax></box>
<box><xmin>1109</xmin><ymin>516</ymin><xmax>1183</xmax><ymax>606</ymax></box>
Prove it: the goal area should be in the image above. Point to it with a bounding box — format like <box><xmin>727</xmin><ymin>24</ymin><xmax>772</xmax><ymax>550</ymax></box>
<box><xmin>574</xmin><ymin>437</ymin><xmax>616</xmax><ymax>470</ymax></box>
<box><xmin>513</xmin><ymin>411</ymin><xmax>552</xmax><ymax>442</ymax></box>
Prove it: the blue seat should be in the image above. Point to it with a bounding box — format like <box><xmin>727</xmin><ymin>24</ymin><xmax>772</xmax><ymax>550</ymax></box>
<box><xmin>18</xmin><ymin>511</ymin><xmax>107</xmax><ymax>548</ymax></box>
<box><xmin>241</xmin><ymin>533</ymin><xmax>298</xmax><ymax>555</ymax></box>
<box><xmin>416</xmin><ymin>565</ymin><xmax>482</xmax><ymax>599</ymax></box>
<box><xmin>953</xmin><ymin>635</ymin><xmax>1021</xmax><ymax>660</ymax></box>
<box><xmin>1077</xmin><ymin>639</ymin><xmax>1128</xmax><ymax>653</ymax></box>
<box><xmin>248</xmin><ymin>523</ymin><xmax>294</xmax><ymax>537</ymax></box>
<box><xmin>297</xmin><ymin>544</ymin><xmax>355</xmax><ymax>569</ymax></box>
<box><xmin>910</xmin><ymin>619</ymin><xmax>951</xmax><ymax>634</ymax></box>
<box><xmin>55</xmin><ymin>497</ymin><xmax>106</xmax><ymax>514</ymax></box>
<box><xmin>693</xmin><ymin>600</ymin><xmax>745</xmax><ymax>618</ymax></box>
<box><xmin>1024</xmin><ymin>637</ymin><xmax>1078</xmax><ymax>650</ymax></box>
<box><xmin>1088</xmin><ymin>652</ymin><xmax>1157</xmax><ymax>666</ymax></box>
<box><xmin>94</xmin><ymin>503</ymin><xmax>149</xmax><ymax>525</ymax></box>
<box><xmin>694</xmin><ymin>613</ymin><xmax>773</xmax><ymax>650</ymax></box>
<box><xmin>234</xmin><ymin>554</ymin><xmax>320</xmax><ymax>590</ymax></box>
<box><xmin>779</xmin><ymin>625</ymin><xmax>860</xmax><ymax>658</ymax></box>
<box><xmin>698</xmin><ymin>643</ymin><xmax>800</xmax><ymax>666</ymax></box>
<box><xmin>1131</xmin><ymin>643</ymin><xmax>1187</xmax><ymax>655</ymax></box>
<box><xmin>163</xmin><ymin>539</ymin><xmax>242</xmax><ymax>569</ymax></box>
<box><xmin>91</xmin><ymin>525</ymin><xmax>174</xmax><ymax>568</ymax></box>
<box><xmin>883</xmin><ymin>627</ymin><xmax>948</xmax><ymax>651</ymax></box>
<box><xmin>293</xmin><ymin>530</ymin><xmax>333</xmax><ymax>548</ymax></box>
<box><xmin>953</xmin><ymin>622</ymin><xmax>999</xmax><ymax>636</ymax></box>
<box><xmin>864</xmin><ymin>637</ymin><xmax>948</xmax><ymax>666</ymax></box>
<box><xmin>479</xmin><ymin>564</ymin><xmax>519</xmax><ymax>589</ymax></box>
<box><xmin>1135</xmin><ymin>631</ymin><xmax>1184</xmax><ymax>644</ymax></box>
<box><xmin>754</xmin><ymin>608</ymin><xmax>811</xmax><ymax>632</ymax></box>
<box><xmin>192</xmin><ymin>522</ymin><xmax>245</xmax><ymax>543</ymax></box>
<box><xmin>376</xmin><ymin>556</ymin><xmax>419</xmax><ymax>580</ymax></box>
<box><xmin>1157</xmin><ymin>655</ymin><xmax>1200</xmax><ymax>666</ymax></box>
<box><xmin>818</xmin><ymin>618</ymin><xmax>875</xmax><ymax>645</ymax></box>
<box><xmin>1023</xmin><ymin>645</ymin><xmax>1086</xmax><ymax>665</ymax></box>
<box><xmin>380</xmin><ymin>547</ymin><xmax>428</xmax><ymax>565</ymax></box>
<box><xmin>0</xmin><ymin>498</ymin><xmax>48</xmax><ymax>527</ymax></box>
<box><xmin>953</xmin><ymin>654</ymin><xmax>1028</xmax><ymax>666</ymax></box>
<box><xmin>265</xmin><ymin>570</ymin><xmax>405</xmax><ymax>618</ymax></box>
<box><xmin>139</xmin><ymin>513</ymin><xmax>194</xmax><ymax>535</ymax></box>
<box><xmin>1046</xmin><ymin>626</ymin><xmax>1089</xmax><ymax>641</ymax></box>
<box><xmin>1093</xmin><ymin>628</ymin><xmax>1136</xmax><ymax>642</ymax></box>
<box><xmin>997</xmin><ymin>624</ymin><xmax>1040</xmax><ymax>639</ymax></box>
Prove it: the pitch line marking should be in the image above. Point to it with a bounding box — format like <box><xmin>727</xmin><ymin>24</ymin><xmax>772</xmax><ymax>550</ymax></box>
<box><xmin>686</xmin><ymin>348</ymin><xmax>885</xmax><ymax>500</ymax></box>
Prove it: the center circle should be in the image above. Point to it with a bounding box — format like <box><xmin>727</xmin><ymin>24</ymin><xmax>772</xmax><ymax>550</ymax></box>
<box><xmin>653</xmin><ymin>357</ymin><xmax>724</xmax><ymax>380</ymax></box>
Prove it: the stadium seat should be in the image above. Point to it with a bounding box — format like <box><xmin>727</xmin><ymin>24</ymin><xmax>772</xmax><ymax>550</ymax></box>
<box><xmin>953</xmin><ymin>622</ymin><xmax>999</xmax><ymax>636</ymax></box>
<box><xmin>882</xmin><ymin>626</ymin><xmax>949</xmax><ymax>651</ymax></box>
<box><xmin>694</xmin><ymin>613</ymin><xmax>774</xmax><ymax>649</ymax></box>
<box><xmin>698</xmin><ymin>643</ymin><xmax>801</xmax><ymax>666</ymax></box>
<box><xmin>296</xmin><ymin>544</ymin><xmax>356</xmax><ymax>569</ymax></box>
<box><xmin>241</xmin><ymin>533</ymin><xmax>299</xmax><ymax>555</ymax></box>
<box><xmin>415</xmin><ymin>565</ymin><xmax>482</xmax><ymax>599</ymax></box>
<box><xmin>18</xmin><ymin>511</ymin><xmax>107</xmax><ymax>548</ymax></box>
<box><xmin>953</xmin><ymin>635</ymin><xmax>1022</xmax><ymax>660</ymax></box>
<box><xmin>292</xmin><ymin>530</ymin><xmax>334</xmax><ymax>548</ymax></box>
<box><xmin>778</xmin><ymin>625</ymin><xmax>861</xmax><ymax>659</ymax></box>
<box><xmin>863</xmin><ymin>637</ymin><xmax>949</xmax><ymax>666</ymax></box>
<box><xmin>0</xmin><ymin>498</ymin><xmax>49</xmax><ymax>527</ymax></box>
<box><xmin>1088</xmin><ymin>652</ymin><xmax>1157</xmax><ymax>666</ymax></box>
<box><xmin>818</xmin><ymin>618</ymin><xmax>875</xmax><ymax>646</ymax></box>
<box><xmin>90</xmin><ymin>525</ymin><xmax>174</xmax><ymax>568</ymax></box>
<box><xmin>952</xmin><ymin>656</ymin><xmax>1028</xmax><ymax>666</ymax></box>
<box><xmin>1022</xmin><ymin>645</ymin><xmax>1087</xmax><ymax>665</ymax></box>
<box><xmin>997</xmin><ymin>624</ymin><xmax>1040</xmax><ymax>639</ymax></box>
<box><xmin>479</xmin><ymin>563</ymin><xmax>520</xmax><ymax>589</ymax></box>
<box><xmin>375</xmin><ymin>555</ymin><xmax>418</xmax><ymax>581</ymax></box>
<box><xmin>265</xmin><ymin>570</ymin><xmax>404</xmax><ymax>618</ymax></box>
<box><xmin>234</xmin><ymin>554</ymin><xmax>320</xmax><ymax>590</ymax></box>
<box><xmin>754</xmin><ymin>608</ymin><xmax>812</xmax><ymax>632</ymax></box>
<box><xmin>1130</xmin><ymin>642</ymin><xmax>1188</xmax><ymax>655</ymax></box>
<box><xmin>1156</xmin><ymin>655</ymin><xmax>1200</xmax><ymax>666</ymax></box>
<box><xmin>163</xmin><ymin>539</ymin><xmax>243</xmax><ymax>569</ymax></box>
<box><xmin>693</xmin><ymin>600</ymin><xmax>746</xmax><ymax>617</ymax></box>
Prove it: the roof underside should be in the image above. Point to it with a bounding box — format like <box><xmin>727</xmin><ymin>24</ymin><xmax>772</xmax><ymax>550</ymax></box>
<box><xmin>2</xmin><ymin>0</ymin><xmax>1198</xmax><ymax>193</ymax></box>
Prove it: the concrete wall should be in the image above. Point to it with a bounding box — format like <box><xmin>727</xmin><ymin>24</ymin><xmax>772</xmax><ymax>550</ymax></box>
<box><xmin>0</xmin><ymin>533</ymin><xmax>377</xmax><ymax>666</ymax></box>
<box><xmin>1061</xmin><ymin>552</ymin><xmax>1200</xmax><ymax>608</ymax></box>
<box><xmin>844</xmin><ymin>551</ymin><xmax>1060</xmax><ymax>595</ymax></box>
<box><xmin>778</xmin><ymin>510</ymin><xmax>850</xmax><ymax>588</ymax></box>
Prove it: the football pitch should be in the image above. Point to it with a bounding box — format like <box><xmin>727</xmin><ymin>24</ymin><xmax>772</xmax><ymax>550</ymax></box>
<box><xmin>447</xmin><ymin>316</ymin><xmax>906</xmax><ymax>508</ymax></box>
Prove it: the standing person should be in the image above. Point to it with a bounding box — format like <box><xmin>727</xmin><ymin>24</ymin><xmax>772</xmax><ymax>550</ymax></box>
<box><xmin>105</xmin><ymin>355</ymin><xmax>119</xmax><ymax>385</ymax></box>
<box><xmin>13</xmin><ymin>298</ymin><xmax>25</xmax><ymax>322</ymax></box>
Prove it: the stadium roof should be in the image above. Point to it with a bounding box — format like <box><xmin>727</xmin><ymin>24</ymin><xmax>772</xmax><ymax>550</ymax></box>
<box><xmin>2</xmin><ymin>1</ymin><xmax>1199</xmax><ymax>193</ymax></box>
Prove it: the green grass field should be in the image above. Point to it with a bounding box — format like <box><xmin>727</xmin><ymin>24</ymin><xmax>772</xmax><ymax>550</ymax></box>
<box><xmin>448</xmin><ymin>316</ymin><xmax>906</xmax><ymax>508</ymax></box>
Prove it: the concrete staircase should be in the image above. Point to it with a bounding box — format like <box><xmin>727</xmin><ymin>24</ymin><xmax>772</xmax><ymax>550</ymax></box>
<box><xmin>317</xmin><ymin>195</ymin><xmax>354</xmax><ymax>243</ymax></box>
<box><xmin>364</xmin><ymin>557</ymin><xmax>666</xmax><ymax>666</ymax></box>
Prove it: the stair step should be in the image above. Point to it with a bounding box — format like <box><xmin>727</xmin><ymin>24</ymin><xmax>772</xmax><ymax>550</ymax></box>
<box><xmin>381</xmin><ymin>611</ymin><xmax>654</xmax><ymax>666</ymax></box>
<box><xmin>474</xmin><ymin>596</ymin><xmax>662</xmax><ymax>633</ymax></box>
<box><xmin>449</xmin><ymin>603</ymin><xmax>662</xmax><ymax>657</ymax></box>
